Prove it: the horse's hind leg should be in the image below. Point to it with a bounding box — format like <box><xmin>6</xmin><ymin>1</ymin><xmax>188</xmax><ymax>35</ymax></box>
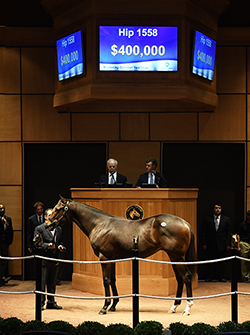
<box><xmin>99</xmin><ymin>262</ymin><xmax>112</xmax><ymax>315</ymax></box>
<box><xmin>168</xmin><ymin>271</ymin><xmax>183</xmax><ymax>314</ymax></box>
<box><xmin>170</xmin><ymin>264</ymin><xmax>194</xmax><ymax>316</ymax></box>
<box><xmin>109</xmin><ymin>262</ymin><xmax>119</xmax><ymax>312</ymax></box>
<box><xmin>182</xmin><ymin>267</ymin><xmax>193</xmax><ymax>316</ymax></box>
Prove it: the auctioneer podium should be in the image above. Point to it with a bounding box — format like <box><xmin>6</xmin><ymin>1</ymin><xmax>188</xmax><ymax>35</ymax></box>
<box><xmin>71</xmin><ymin>188</ymin><xmax>198</xmax><ymax>296</ymax></box>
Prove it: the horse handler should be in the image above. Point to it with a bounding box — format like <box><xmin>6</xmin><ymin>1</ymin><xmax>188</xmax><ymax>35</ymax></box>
<box><xmin>34</xmin><ymin>208</ymin><xmax>66</xmax><ymax>310</ymax></box>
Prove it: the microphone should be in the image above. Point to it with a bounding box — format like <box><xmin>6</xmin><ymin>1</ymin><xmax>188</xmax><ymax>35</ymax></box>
<box><xmin>110</xmin><ymin>168</ymin><xmax>114</xmax><ymax>174</ymax></box>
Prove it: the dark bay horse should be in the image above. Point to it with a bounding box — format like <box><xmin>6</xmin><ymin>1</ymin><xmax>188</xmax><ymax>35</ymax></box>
<box><xmin>46</xmin><ymin>196</ymin><xmax>196</xmax><ymax>315</ymax></box>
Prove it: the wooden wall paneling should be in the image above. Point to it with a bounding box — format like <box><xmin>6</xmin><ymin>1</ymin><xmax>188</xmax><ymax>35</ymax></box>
<box><xmin>72</xmin><ymin>113</ymin><xmax>119</xmax><ymax>141</ymax></box>
<box><xmin>109</xmin><ymin>142</ymin><xmax>161</xmax><ymax>187</ymax></box>
<box><xmin>247</xmin><ymin>95</ymin><xmax>250</xmax><ymax>141</ymax></box>
<box><xmin>0</xmin><ymin>143</ymin><xmax>22</xmax><ymax>185</ymax></box>
<box><xmin>120</xmin><ymin>113</ymin><xmax>149</xmax><ymax>141</ymax></box>
<box><xmin>9</xmin><ymin>231</ymin><xmax>22</xmax><ymax>275</ymax></box>
<box><xmin>21</xmin><ymin>47</ymin><xmax>55</xmax><ymax>94</ymax></box>
<box><xmin>247</xmin><ymin>187</ymin><xmax>250</xmax><ymax>210</ymax></box>
<box><xmin>248</xmin><ymin>47</ymin><xmax>250</xmax><ymax>94</ymax></box>
<box><xmin>216</xmin><ymin>46</ymin><xmax>246</xmax><ymax>94</ymax></box>
<box><xmin>0</xmin><ymin>47</ymin><xmax>20</xmax><ymax>94</ymax></box>
<box><xmin>22</xmin><ymin>95</ymin><xmax>70</xmax><ymax>141</ymax></box>
<box><xmin>150</xmin><ymin>112</ymin><xmax>197</xmax><ymax>141</ymax></box>
<box><xmin>0</xmin><ymin>186</ymin><xmax>22</xmax><ymax>230</ymax></box>
<box><xmin>0</xmin><ymin>95</ymin><xmax>21</xmax><ymax>141</ymax></box>
<box><xmin>199</xmin><ymin>95</ymin><xmax>246</xmax><ymax>141</ymax></box>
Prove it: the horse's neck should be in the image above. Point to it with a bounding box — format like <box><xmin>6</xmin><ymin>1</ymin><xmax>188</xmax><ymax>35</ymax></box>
<box><xmin>70</xmin><ymin>202</ymin><xmax>106</xmax><ymax>237</ymax></box>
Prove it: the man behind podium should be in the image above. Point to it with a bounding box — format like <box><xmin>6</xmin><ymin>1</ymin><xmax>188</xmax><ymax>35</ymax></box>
<box><xmin>99</xmin><ymin>158</ymin><xmax>127</xmax><ymax>187</ymax></box>
<box><xmin>135</xmin><ymin>158</ymin><xmax>167</xmax><ymax>188</ymax></box>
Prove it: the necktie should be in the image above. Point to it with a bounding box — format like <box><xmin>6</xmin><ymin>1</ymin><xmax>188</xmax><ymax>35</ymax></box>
<box><xmin>215</xmin><ymin>217</ymin><xmax>219</xmax><ymax>231</ymax></box>
<box><xmin>39</xmin><ymin>216</ymin><xmax>43</xmax><ymax>225</ymax></box>
<box><xmin>150</xmin><ymin>173</ymin><xmax>153</xmax><ymax>184</ymax></box>
<box><xmin>111</xmin><ymin>174</ymin><xmax>114</xmax><ymax>184</ymax></box>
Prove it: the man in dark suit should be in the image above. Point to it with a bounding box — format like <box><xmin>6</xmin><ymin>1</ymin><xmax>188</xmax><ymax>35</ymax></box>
<box><xmin>27</xmin><ymin>201</ymin><xmax>45</xmax><ymax>253</ymax></box>
<box><xmin>135</xmin><ymin>158</ymin><xmax>167</xmax><ymax>188</ymax></box>
<box><xmin>0</xmin><ymin>204</ymin><xmax>13</xmax><ymax>286</ymax></box>
<box><xmin>99</xmin><ymin>158</ymin><xmax>127</xmax><ymax>187</ymax></box>
<box><xmin>201</xmin><ymin>203</ymin><xmax>231</xmax><ymax>282</ymax></box>
<box><xmin>34</xmin><ymin>208</ymin><xmax>65</xmax><ymax>310</ymax></box>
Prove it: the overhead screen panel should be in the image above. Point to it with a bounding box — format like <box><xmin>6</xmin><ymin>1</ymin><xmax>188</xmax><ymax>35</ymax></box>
<box><xmin>99</xmin><ymin>26</ymin><xmax>178</xmax><ymax>72</ymax></box>
<box><xmin>56</xmin><ymin>30</ymin><xmax>84</xmax><ymax>81</ymax></box>
<box><xmin>192</xmin><ymin>30</ymin><xmax>216</xmax><ymax>81</ymax></box>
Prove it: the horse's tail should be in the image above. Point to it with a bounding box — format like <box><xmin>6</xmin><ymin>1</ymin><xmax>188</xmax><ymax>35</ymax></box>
<box><xmin>185</xmin><ymin>227</ymin><xmax>197</xmax><ymax>279</ymax></box>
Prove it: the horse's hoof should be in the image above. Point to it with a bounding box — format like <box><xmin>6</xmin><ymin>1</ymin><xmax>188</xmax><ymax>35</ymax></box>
<box><xmin>98</xmin><ymin>309</ymin><xmax>107</xmax><ymax>315</ymax></box>
<box><xmin>168</xmin><ymin>309</ymin><xmax>176</xmax><ymax>314</ymax></box>
<box><xmin>168</xmin><ymin>305</ymin><xmax>177</xmax><ymax>314</ymax></box>
<box><xmin>182</xmin><ymin>311</ymin><xmax>190</xmax><ymax>316</ymax></box>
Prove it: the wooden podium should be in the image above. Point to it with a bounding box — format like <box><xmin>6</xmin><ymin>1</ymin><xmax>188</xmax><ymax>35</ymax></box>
<box><xmin>70</xmin><ymin>188</ymin><xmax>198</xmax><ymax>296</ymax></box>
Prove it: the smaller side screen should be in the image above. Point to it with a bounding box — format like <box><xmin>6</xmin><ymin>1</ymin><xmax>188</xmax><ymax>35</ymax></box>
<box><xmin>56</xmin><ymin>30</ymin><xmax>84</xmax><ymax>81</ymax></box>
<box><xmin>192</xmin><ymin>30</ymin><xmax>216</xmax><ymax>81</ymax></box>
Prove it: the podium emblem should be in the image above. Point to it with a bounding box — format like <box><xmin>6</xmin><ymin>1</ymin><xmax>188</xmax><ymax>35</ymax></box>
<box><xmin>125</xmin><ymin>204</ymin><xmax>144</xmax><ymax>220</ymax></box>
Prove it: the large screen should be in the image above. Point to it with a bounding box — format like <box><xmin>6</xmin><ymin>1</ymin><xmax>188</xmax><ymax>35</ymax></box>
<box><xmin>192</xmin><ymin>30</ymin><xmax>216</xmax><ymax>81</ymax></box>
<box><xmin>99</xmin><ymin>26</ymin><xmax>178</xmax><ymax>72</ymax></box>
<box><xmin>56</xmin><ymin>30</ymin><xmax>84</xmax><ymax>81</ymax></box>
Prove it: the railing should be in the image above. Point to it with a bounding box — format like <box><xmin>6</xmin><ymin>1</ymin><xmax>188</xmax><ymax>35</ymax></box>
<box><xmin>0</xmin><ymin>245</ymin><xmax>249</xmax><ymax>328</ymax></box>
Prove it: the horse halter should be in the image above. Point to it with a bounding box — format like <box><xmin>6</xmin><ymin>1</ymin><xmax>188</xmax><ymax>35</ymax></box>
<box><xmin>47</xmin><ymin>200</ymin><xmax>70</xmax><ymax>229</ymax></box>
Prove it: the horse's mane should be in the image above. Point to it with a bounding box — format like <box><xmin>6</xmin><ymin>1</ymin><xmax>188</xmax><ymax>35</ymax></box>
<box><xmin>71</xmin><ymin>199</ymin><xmax>114</xmax><ymax>218</ymax></box>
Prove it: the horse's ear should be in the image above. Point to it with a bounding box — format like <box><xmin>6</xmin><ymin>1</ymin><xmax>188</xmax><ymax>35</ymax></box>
<box><xmin>59</xmin><ymin>194</ymin><xmax>67</xmax><ymax>203</ymax></box>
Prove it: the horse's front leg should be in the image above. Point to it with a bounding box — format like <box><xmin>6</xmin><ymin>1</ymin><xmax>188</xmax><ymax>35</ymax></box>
<box><xmin>109</xmin><ymin>262</ymin><xmax>119</xmax><ymax>312</ymax></box>
<box><xmin>99</xmin><ymin>262</ymin><xmax>112</xmax><ymax>315</ymax></box>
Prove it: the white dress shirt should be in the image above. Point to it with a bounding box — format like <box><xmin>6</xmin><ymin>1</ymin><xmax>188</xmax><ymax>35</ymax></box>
<box><xmin>148</xmin><ymin>172</ymin><xmax>155</xmax><ymax>184</ymax></box>
<box><xmin>109</xmin><ymin>172</ymin><xmax>117</xmax><ymax>184</ymax></box>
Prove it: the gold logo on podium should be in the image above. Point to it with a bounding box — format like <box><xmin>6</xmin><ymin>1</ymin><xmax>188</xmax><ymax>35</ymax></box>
<box><xmin>125</xmin><ymin>205</ymin><xmax>144</xmax><ymax>220</ymax></box>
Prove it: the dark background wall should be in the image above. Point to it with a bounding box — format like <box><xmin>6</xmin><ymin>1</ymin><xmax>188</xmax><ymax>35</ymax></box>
<box><xmin>24</xmin><ymin>143</ymin><xmax>106</xmax><ymax>280</ymax></box>
<box><xmin>163</xmin><ymin>142</ymin><xmax>245</xmax><ymax>279</ymax></box>
<box><xmin>1</xmin><ymin>0</ymin><xmax>250</xmax><ymax>28</ymax></box>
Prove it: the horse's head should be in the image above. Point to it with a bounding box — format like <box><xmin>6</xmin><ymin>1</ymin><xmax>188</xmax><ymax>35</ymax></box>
<box><xmin>45</xmin><ymin>195</ymin><xmax>72</xmax><ymax>231</ymax></box>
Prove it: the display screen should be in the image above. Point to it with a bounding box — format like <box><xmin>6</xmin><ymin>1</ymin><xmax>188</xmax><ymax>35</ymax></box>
<box><xmin>56</xmin><ymin>30</ymin><xmax>84</xmax><ymax>81</ymax></box>
<box><xmin>192</xmin><ymin>30</ymin><xmax>216</xmax><ymax>81</ymax></box>
<box><xmin>99</xmin><ymin>26</ymin><xmax>178</xmax><ymax>72</ymax></box>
